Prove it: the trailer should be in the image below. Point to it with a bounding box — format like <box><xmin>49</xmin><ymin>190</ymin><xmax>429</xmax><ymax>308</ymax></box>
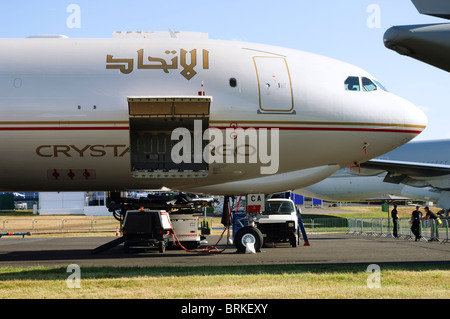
<box><xmin>92</xmin><ymin>192</ymin><xmax>204</xmax><ymax>254</ymax></box>
<box><xmin>169</xmin><ymin>213</ymin><xmax>201</xmax><ymax>250</ymax></box>
<box><xmin>122</xmin><ymin>209</ymin><xmax>172</xmax><ymax>253</ymax></box>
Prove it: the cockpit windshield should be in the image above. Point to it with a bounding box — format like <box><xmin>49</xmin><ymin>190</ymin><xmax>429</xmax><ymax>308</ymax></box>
<box><xmin>362</xmin><ymin>77</ymin><xmax>377</xmax><ymax>91</ymax></box>
<box><xmin>373</xmin><ymin>79</ymin><xmax>388</xmax><ymax>91</ymax></box>
<box><xmin>345</xmin><ymin>76</ymin><xmax>388</xmax><ymax>92</ymax></box>
<box><xmin>262</xmin><ymin>200</ymin><xmax>295</xmax><ymax>215</ymax></box>
<box><xmin>344</xmin><ymin>76</ymin><xmax>360</xmax><ymax>91</ymax></box>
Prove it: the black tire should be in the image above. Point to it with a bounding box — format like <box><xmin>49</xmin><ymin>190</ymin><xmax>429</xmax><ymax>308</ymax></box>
<box><xmin>234</xmin><ymin>226</ymin><xmax>263</xmax><ymax>253</ymax></box>
<box><xmin>290</xmin><ymin>233</ymin><xmax>298</xmax><ymax>247</ymax></box>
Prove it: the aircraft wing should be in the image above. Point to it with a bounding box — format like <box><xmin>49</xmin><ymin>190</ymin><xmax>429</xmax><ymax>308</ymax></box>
<box><xmin>360</xmin><ymin>159</ymin><xmax>450</xmax><ymax>189</ymax></box>
<box><xmin>361</xmin><ymin>159</ymin><xmax>450</xmax><ymax>177</ymax></box>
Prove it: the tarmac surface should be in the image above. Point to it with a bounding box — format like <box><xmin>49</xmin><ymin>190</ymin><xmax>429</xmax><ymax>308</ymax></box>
<box><xmin>1</xmin><ymin>232</ymin><xmax>449</xmax><ymax>268</ymax></box>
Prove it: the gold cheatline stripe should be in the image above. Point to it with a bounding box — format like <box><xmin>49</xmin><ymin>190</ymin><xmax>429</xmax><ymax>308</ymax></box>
<box><xmin>0</xmin><ymin>121</ymin><xmax>129</xmax><ymax>125</ymax></box>
<box><xmin>209</xmin><ymin>120</ymin><xmax>426</xmax><ymax>129</ymax></box>
<box><xmin>0</xmin><ymin>120</ymin><xmax>426</xmax><ymax>129</ymax></box>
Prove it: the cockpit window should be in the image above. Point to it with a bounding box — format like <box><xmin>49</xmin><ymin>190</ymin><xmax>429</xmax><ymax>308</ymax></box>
<box><xmin>373</xmin><ymin>79</ymin><xmax>388</xmax><ymax>91</ymax></box>
<box><xmin>362</xmin><ymin>77</ymin><xmax>377</xmax><ymax>91</ymax></box>
<box><xmin>344</xmin><ymin>76</ymin><xmax>360</xmax><ymax>91</ymax></box>
<box><xmin>345</xmin><ymin>76</ymin><xmax>388</xmax><ymax>92</ymax></box>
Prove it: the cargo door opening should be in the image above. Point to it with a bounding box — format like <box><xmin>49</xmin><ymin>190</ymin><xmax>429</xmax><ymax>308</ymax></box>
<box><xmin>128</xmin><ymin>96</ymin><xmax>211</xmax><ymax>178</ymax></box>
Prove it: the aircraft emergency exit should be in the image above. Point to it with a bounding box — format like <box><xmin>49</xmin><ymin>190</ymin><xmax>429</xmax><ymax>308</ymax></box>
<box><xmin>0</xmin><ymin>31</ymin><xmax>426</xmax><ymax>195</ymax></box>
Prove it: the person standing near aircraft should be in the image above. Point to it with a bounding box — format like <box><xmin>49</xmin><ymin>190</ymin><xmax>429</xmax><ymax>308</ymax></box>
<box><xmin>391</xmin><ymin>204</ymin><xmax>399</xmax><ymax>238</ymax></box>
<box><xmin>423</xmin><ymin>206</ymin><xmax>439</xmax><ymax>241</ymax></box>
<box><xmin>411</xmin><ymin>206</ymin><xmax>423</xmax><ymax>241</ymax></box>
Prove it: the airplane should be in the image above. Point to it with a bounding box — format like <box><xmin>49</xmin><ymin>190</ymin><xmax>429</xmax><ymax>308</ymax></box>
<box><xmin>384</xmin><ymin>0</ymin><xmax>450</xmax><ymax>73</ymax></box>
<box><xmin>0</xmin><ymin>30</ymin><xmax>426</xmax><ymax>205</ymax></box>
<box><xmin>296</xmin><ymin>139</ymin><xmax>450</xmax><ymax>212</ymax></box>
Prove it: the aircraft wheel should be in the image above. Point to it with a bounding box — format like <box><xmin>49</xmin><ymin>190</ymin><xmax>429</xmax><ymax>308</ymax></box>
<box><xmin>234</xmin><ymin>226</ymin><xmax>263</xmax><ymax>253</ymax></box>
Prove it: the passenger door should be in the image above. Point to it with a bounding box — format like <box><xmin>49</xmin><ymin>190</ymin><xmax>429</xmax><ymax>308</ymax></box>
<box><xmin>253</xmin><ymin>56</ymin><xmax>294</xmax><ymax>113</ymax></box>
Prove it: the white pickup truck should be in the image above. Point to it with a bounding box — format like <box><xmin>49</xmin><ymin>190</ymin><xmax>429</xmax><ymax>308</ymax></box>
<box><xmin>256</xmin><ymin>198</ymin><xmax>300</xmax><ymax>247</ymax></box>
<box><xmin>234</xmin><ymin>198</ymin><xmax>300</xmax><ymax>252</ymax></box>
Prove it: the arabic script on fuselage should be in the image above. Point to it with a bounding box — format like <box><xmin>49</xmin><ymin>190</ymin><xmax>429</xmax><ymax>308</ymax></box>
<box><xmin>106</xmin><ymin>48</ymin><xmax>209</xmax><ymax>80</ymax></box>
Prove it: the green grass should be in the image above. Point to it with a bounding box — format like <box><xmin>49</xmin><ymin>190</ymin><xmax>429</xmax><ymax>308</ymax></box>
<box><xmin>1</xmin><ymin>207</ymin><xmax>448</xmax><ymax>299</ymax></box>
<box><xmin>1</xmin><ymin>264</ymin><xmax>449</xmax><ymax>299</ymax></box>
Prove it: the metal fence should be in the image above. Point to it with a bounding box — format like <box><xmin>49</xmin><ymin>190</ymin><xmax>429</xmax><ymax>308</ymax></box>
<box><xmin>1</xmin><ymin>216</ymin><xmax>449</xmax><ymax>243</ymax></box>
<box><xmin>3</xmin><ymin>217</ymin><xmax>350</xmax><ymax>235</ymax></box>
<box><xmin>348</xmin><ymin>218</ymin><xmax>450</xmax><ymax>243</ymax></box>
<box><xmin>0</xmin><ymin>217</ymin><xmax>117</xmax><ymax>235</ymax></box>
<box><xmin>302</xmin><ymin>218</ymin><xmax>348</xmax><ymax>233</ymax></box>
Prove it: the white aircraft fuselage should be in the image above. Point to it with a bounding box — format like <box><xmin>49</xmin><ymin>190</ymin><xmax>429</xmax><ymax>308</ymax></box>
<box><xmin>0</xmin><ymin>33</ymin><xmax>426</xmax><ymax>194</ymax></box>
<box><xmin>297</xmin><ymin>170</ymin><xmax>442</xmax><ymax>203</ymax></box>
<box><xmin>297</xmin><ymin>139</ymin><xmax>450</xmax><ymax>209</ymax></box>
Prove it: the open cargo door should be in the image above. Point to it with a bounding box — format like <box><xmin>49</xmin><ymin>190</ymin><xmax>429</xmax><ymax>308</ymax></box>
<box><xmin>128</xmin><ymin>96</ymin><xmax>211</xmax><ymax>178</ymax></box>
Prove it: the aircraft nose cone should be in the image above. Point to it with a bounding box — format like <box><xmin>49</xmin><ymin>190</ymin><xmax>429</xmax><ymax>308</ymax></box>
<box><xmin>395</xmin><ymin>95</ymin><xmax>427</xmax><ymax>135</ymax></box>
<box><xmin>384</xmin><ymin>26</ymin><xmax>401</xmax><ymax>44</ymax></box>
<box><xmin>384</xmin><ymin>23</ymin><xmax>450</xmax><ymax>73</ymax></box>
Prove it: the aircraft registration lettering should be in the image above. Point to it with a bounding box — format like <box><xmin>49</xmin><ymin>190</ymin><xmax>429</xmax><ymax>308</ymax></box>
<box><xmin>106</xmin><ymin>48</ymin><xmax>210</xmax><ymax>80</ymax></box>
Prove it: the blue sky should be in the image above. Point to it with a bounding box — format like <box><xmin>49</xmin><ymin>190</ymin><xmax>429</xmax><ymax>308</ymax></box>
<box><xmin>0</xmin><ymin>0</ymin><xmax>447</xmax><ymax>141</ymax></box>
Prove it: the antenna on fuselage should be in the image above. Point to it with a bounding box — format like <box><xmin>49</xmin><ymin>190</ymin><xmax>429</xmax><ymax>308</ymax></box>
<box><xmin>168</xmin><ymin>28</ymin><xmax>177</xmax><ymax>38</ymax></box>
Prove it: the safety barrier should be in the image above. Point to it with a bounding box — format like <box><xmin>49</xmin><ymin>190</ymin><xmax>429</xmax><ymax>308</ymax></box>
<box><xmin>302</xmin><ymin>218</ymin><xmax>348</xmax><ymax>233</ymax></box>
<box><xmin>2</xmin><ymin>216</ymin><xmax>449</xmax><ymax>243</ymax></box>
<box><xmin>2</xmin><ymin>216</ymin><xmax>348</xmax><ymax>235</ymax></box>
<box><xmin>348</xmin><ymin>218</ymin><xmax>450</xmax><ymax>243</ymax></box>
<box><xmin>0</xmin><ymin>217</ymin><xmax>117</xmax><ymax>235</ymax></box>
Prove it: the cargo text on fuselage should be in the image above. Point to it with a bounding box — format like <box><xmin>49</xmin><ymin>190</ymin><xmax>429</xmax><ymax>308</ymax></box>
<box><xmin>36</xmin><ymin>145</ymin><xmax>130</xmax><ymax>158</ymax></box>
